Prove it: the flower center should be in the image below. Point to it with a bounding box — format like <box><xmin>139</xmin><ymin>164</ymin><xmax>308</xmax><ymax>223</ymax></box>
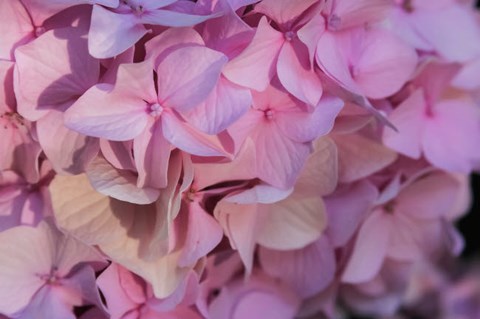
<box><xmin>264</xmin><ymin>109</ymin><xmax>275</xmax><ymax>121</ymax></box>
<box><xmin>149</xmin><ymin>103</ymin><xmax>163</xmax><ymax>117</ymax></box>
<box><xmin>327</xmin><ymin>14</ymin><xmax>341</xmax><ymax>31</ymax></box>
<box><xmin>284</xmin><ymin>31</ymin><xmax>296</xmax><ymax>42</ymax></box>
<box><xmin>37</xmin><ymin>266</ymin><xmax>61</xmax><ymax>286</ymax></box>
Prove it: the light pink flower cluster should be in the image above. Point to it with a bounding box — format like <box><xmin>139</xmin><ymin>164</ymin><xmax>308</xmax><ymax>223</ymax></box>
<box><xmin>1</xmin><ymin>0</ymin><xmax>480</xmax><ymax>318</ymax></box>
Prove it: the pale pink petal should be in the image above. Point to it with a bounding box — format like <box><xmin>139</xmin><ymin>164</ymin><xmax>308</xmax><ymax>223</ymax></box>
<box><xmin>259</xmin><ymin>237</ymin><xmax>336</xmax><ymax>298</ymax></box>
<box><xmin>223</xmin><ymin>17</ymin><xmax>284</xmax><ymax>91</ymax></box>
<box><xmin>185</xmin><ymin>76</ymin><xmax>251</xmax><ymax>134</ymax></box>
<box><xmin>145</xmin><ymin>27</ymin><xmax>204</xmax><ymax>67</ymax></box>
<box><xmin>383</xmin><ymin>89</ymin><xmax>425</xmax><ymax>158</ymax></box>
<box><xmin>50</xmin><ymin>174</ymin><xmax>191</xmax><ymax>298</ymax></box>
<box><xmin>161</xmin><ymin>111</ymin><xmax>231</xmax><ymax>157</ymax></box>
<box><xmin>214</xmin><ymin>201</ymin><xmax>262</xmax><ymax>274</ymax></box>
<box><xmin>334</xmin><ymin>133</ymin><xmax>398</xmax><ymax>183</ymax></box>
<box><xmin>97</xmin><ymin>263</ymin><xmax>143</xmax><ymax>319</ymax></box>
<box><xmin>253</xmin><ymin>125</ymin><xmax>311</xmax><ymax>189</ymax></box>
<box><xmin>277</xmin><ymin>40</ymin><xmax>323</xmax><ymax>106</ymax></box>
<box><xmin>16</xmin><ymin>285</ymin><xmax>75</xmax><ymax>319</ymax></box>
<box><xmin>86</xmin><ymin>156</ymin><xmax>160</xmax><ymax>205</ymax></box>
<box><xmin>297</xmin><ymin>15</ymin><xmax>326</xmax><ymax>65</ymax></box>
<box><xmin>397</xmin><ymin>173</ymin><xmax>461</xmax><ymax>220</ymax></box>
<box><xmin>295</xmin><ymin>137</ymin><xmax>338</xmax><ymax>197</ymax></box>
<box><xmin>201</xmin><ymin>7</ymin><xmax>253</xmax><ymax>59</ymax></box>
<box><xmin>410</xmin><ymin>4</ymin><xmax>480</xmax><ymax>62</ymax></box>
<box><xmin>255</xmin><ymin>0</ymin><xmax>318</xmax><ymax>29</ymax></box>
<box><xmin>65</xmin><ymin>83</ymin><xmax>150</xmax><ymax>141</ymax></box>
<box><xmin>157</xmin><ymin>45</ymin><xmax>227</xmax><ymax>112</ymax></box>
<box><xmin>0</xmin><ymin>221</ymin><xmax>104</xmax><ymax>316</ymax></box>
<box><xmin>276</xmin><ymin>95</ymin><xmax>343</xmax><ymax>143</ymax></box>
<box><xmin>225</xmin><ymin>184</ymin><xmax>293</xmax><ymax>205</ymax></box>
<box><xmin>14</xmin><ymin>27</ymin><xmax>99</xmax><ymax>121</ymax></box>
<box><xmin>328</xmin><ymin>0</ymin><xmax>391</xmax><ymax>30</ymax></box>
<box><xmin>178</xmin><ymin>202</ymin><xmax>223</xmax><ymax>267</ymax></box>
<box><xmin>257</xmin><ymin>194</ymin><xmax>327</xmax><ymax>250</ymax></box>
<box><xmin>324</xmin><ymin>180</ymin><xmax>378</xmax><ymax>248</ymax></box>
<box><xmin>316</xmin><ymin>31</ymin><xmax>361</xmax><ymax>95</ymax></box>
<box><xmin>36</xmin><ymin>109</ymin><xmax>99</xmax><ymax>175</ymax></box>
<box><xmin>88</xmin><ymin>5</ymin><xmax>148</xmax><ymax>58</ymax></box>
<box><xmin>100</xmin><ymin>140</ymin><xmax>136</xmax><ymax>172</ymax></box>
<box><xmin>192</xmin><ymin>139</ymin><xmax>257</xmax><ymax>190</ymax></box>
<box><xmin>353</xmin><ymin>29</ymin><xmax>418</xmax><ymax>99</ymax></box>
<box><xmin>0</xmin><ymin>0</ymin><xmax>33</xmax><ymax>60</ymax></box>
<box><xmin>21</xmin><ymin>0</ymin><xmax>118</xmax><ymax>26</ymax></box>
<box><xmin>133</xmin><ymin>120</ymin><xmax>171</xmax><ymax>189</ymax></box>
<box><xmin>341</xmin><ymin>210</ymin><xmax>392</xmax><ymax>284</ymax></box>
<box><xmin>139</xmin><ymin>8</ymin><xmax>220</xmax><ymax>27</ymax></box>
<box><xmin>422</xmin><ymin>98</ymin><xmax>480</xmax><ymax>172</ymax></box>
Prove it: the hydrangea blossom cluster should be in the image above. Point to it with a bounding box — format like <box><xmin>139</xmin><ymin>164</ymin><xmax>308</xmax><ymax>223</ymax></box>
<box><xmin>1</xmin><ymin>0</ymin><xmax>480</xmax><ymax>318</ymax></box>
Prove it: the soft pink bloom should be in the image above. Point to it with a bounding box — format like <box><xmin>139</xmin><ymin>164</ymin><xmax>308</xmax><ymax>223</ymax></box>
<box><xmin>342</xmin><ymin>171</ymin><xmax>465</xmax><ymax>284</ymax></box>
<box><xmin>228</xmin><ymin>83</ymin><xmax>342</xmax><ymax>188</ymax></box>
<box><xmin>88</xmin><ymin>0</ymin><xmax>221</xmax><ymax>58</ymax></box>
<box><xmin>214</xmin><ymin>138</ymin><xmax>337</xmax><ymax>273</ymax></box>
<box><xmin>0</xmin><ymin>162</ymin><xmax>54</xmax><ymax>232</ymax></box>
<box><xmin>383</xmin><ymin>63</ymin><xmax>480</xmax><ymax>173</ymax></box>
<box><xmin>0</xmin><ymin>220</ymin><xmax>106</xmax><ymax>318</ymax></box>
<box><xmin>97</xmin><ymin>263</ymin><xmax>201</xmax><ymax>319</ymax></box>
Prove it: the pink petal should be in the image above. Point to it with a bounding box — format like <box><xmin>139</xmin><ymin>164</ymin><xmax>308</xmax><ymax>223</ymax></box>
<box><xmin>36</xmin><ymin>109</ymin><xmax>99</xmax><ymax>175</ymax></box>
<box><xmin>157</xmin><ymin>45</ymin><xmax>227</xmax><ymax>112</ymax></box>
<box><xmin>65</xmin><ymin>83</ymin><xmax>149</xmax><ymax>141</ymax></box>
<box><xmin>88</xmin><ymin>5</ymin><xmax>148</xmax><ymax>58</ymax></box>
<box><xmin>422</xmin><ymin>98</ymin><xmax>480</xmax><ymax>172</ymax></box>
<box><xmin>333</xmin><ymin>133</ymin><xmax>398</xmax><ymax>183</ymax></box>
<box><xmin>255</xmin><ymin>0</ymin><xmax>318</xmax><ymax>28</ymax></box>
<box><xmin>97</xmin><ymin>263</ymin><xmax>144</xmax><ymax>319</ymax></box>
<box><xmin>327</xmin><ymin>0</ymin><xmax>391</xmax><ymax>30</ymax></box>
<box><xmin>383</xmin><ymin>89</ymin><xmax>425</xmax><ymax>159</ymax></box>
<box><xmin>341</xmin><ymin>210</ymin><xmax>392</xmax><ymax>284</ymax></box>
<box><xmin>253</xmin><ymin>124</ymin><xmax>311</xmax><ymax>189</ymax></box>
<box><xmin>225</xmin><ymin>184</ymin><xmax>293</xmax><ymax>205</ymax></box>
<box><xmin>259</xmin><ymin>237</ymin><xmax>336</xmax><ymax>298</ymax></box>
<box><xmin>139</xmin><ymin>8</ymin><xmax>220</xmax><ymax>27</ymax></box>
<box><xmin>0</xmin><ymin>0</ymin><xmax>33</xmax><ymax>60</ymax></box>
<box><xmin>214</xmin><ymin>201</ymin><xmax>262</xmax><ymax>274</ymax></box>
<box><xmin>295</xmin><ymin>137</ymin><xmax>338</xmax><ymax>197</ymax></box>
<box><xmin>276</xmin><ymin>95</ymin><xmax>343</xmax><ymax>143</ymax></box>
<box><xmin>257</xmin><ymin>194</ymin><xmax>327</xmax><ymax>250</ymax></box>
<box><xmin>353</xmin><ymin>29</ymin><xmax>417</xmax><ymax>99</ymax></box>
<box><xmin>324</xmin><ymin>180</ymin><xmax>378</xmax><ymax>248</ymax></box>
<box><xmin>185</xmin><ymin>76</ymin><xmax>252</xmax><ymax>134</ymax></box>
<box><xmin>14</xmin><ymin>27</ymin><xmax>99</xmax><ymax>121</ymax></box>
<box><xmin>277</xmin><ymin>40</ymin><xmax>323</xmax><ymax>106</ymax></box>
<box><xmin>410</xmin><ymin>4</ymin><xmax>480</xmax><ymax>62</ymax></box>
<box><xmin>145</xmin><ymin>27</ymin><xmax>204</xmax><ymax>67</ymax></box>
<box><xmin>397</xmin><ymin>173</ymin><xmax>461</xmax><ymax>220</ymax></box>
<box><xmin>161</xmin><ymin>111</ymin><xmax>232</xmax><ymax>157</ymax></box>
<box><xmin>223</xmin><ymin>17</ymin><xmax>284</xmax><ymax>91</ymax></box>
<box><xmin>21</xmin><ymin>0</ymin><xmax>119</xmax><ymax>26</ymax></box>
<box><xmin>0</xmin><ymin>221</ymin><xmax>104</xmax><ymax>316</ymax></box>
<box><xmin>86</xmin><ymin>156</ymin><xmax>160</xmax><ymax>205</ymax></box>
<box><xmin>50</xmin><ymin>174</ymin><xmax>191</xmax><ymax>298</ymax></box>
<box><xmin>133</xmin><ymin>120</ymin><xmax>171</xmax><ymax>189</ymax></box>
<box><xmin>178</xmin><ymin>202</ymin><xmax>223</xmax><ymax>267</ymax></box>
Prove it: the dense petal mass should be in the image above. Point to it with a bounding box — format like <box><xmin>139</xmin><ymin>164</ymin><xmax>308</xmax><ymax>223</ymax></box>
<box><xmin>1</xmin><ymin>1</ymin><xmax>480</xmax><ymax>318</ymax></box>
